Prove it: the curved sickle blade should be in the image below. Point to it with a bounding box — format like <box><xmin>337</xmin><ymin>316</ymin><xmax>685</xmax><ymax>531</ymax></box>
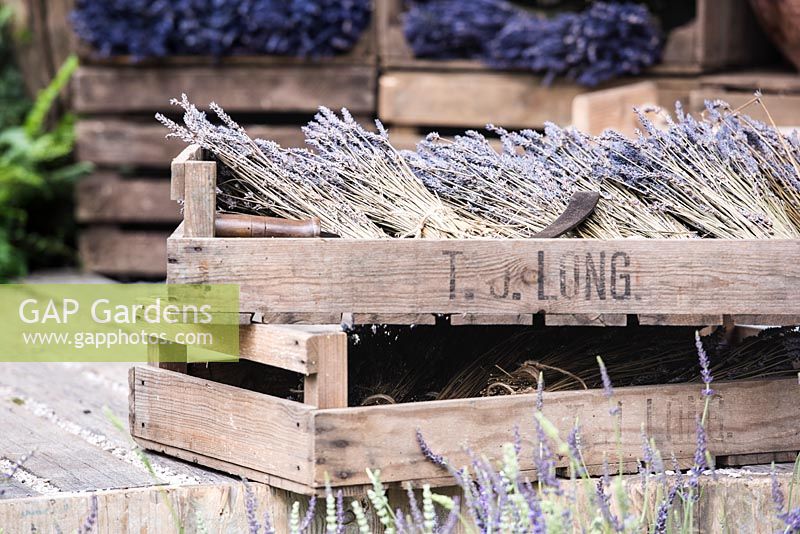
<box><xmin>532</xmin><ymin>191</ymin><xmax>600</xmax><ymax>238</ymax></box>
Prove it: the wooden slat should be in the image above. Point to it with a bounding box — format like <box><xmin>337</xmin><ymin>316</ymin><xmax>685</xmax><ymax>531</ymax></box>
<box><xmin>0</xmin><ymin>478</ymin><xmax>39</xmax><ymax>500</ymax></box>
<box><xmin>239</xmin><ymin>324</ymin><xmax>344</xmax><ymax>375</ymax></box>
<box><xmin>450</xmin><ymin>314</ymin><xmax>533</xmax><ymax>326</ymax></box>
<box><xmin>313</xmin><ymin>377</ymin><xmax>800</xmax><ymax>487</ymax></box>
<box><xmin>732</xmin><ymin>315</ymin><xmax>800</xmax><ymax>326</ymax></box>
<box><xmin>167</xmin><ymin>238</ymin><xmax>800</xmax><ymax>316</ymax></box>
<box><xmin>0</xmin><ymin>402</ymin><xmax>153</xmax><ymax>492</ymax></box>
<box><xmin>130</xmin><ymin>366</ymin><xmax>315</xmax><ymax>486</ymax></box>
<box><xmin>302</xmin><ymin>331</ymin><xmax>348</xmax><ymax>409</ymax></box>
<box><xmin>182</xmin><ymin>161</ymin><xmax>216</xmax><ymax>237</ymax></box>
<box><xmin>76</xmin><ymin>173</ymin><xmax>180</xmax><ymax>224</ymax></box>
<box><xmin>170</xmin><ymin>144</ymin><xmax>203</xmax><ymax>201</ymax></box>
<box><xmin>72</xmin><ymin>65</ymin><xmax>376</xmax><ymax>114</ymax></box>
<box><xmin>701</xmin><ymin>71</ymin><xmax>800</xmax><ymax>94</ymax></box>
<box><xmin>571</xmin><ymin>82</ymin><xmax>659</xmax><ymax>137</ymax></box>
<box><xmin>545</xmin><ymin>314</ymin><xmax>627</xmax><ymax>327</ymax></box>
<box><xmin>352</xmin><ymin>313</ymin><xmax>436</xmax><ymax>325</ymax></box>
<box><xmin>80</xmin><ymin>227</ymin><xmax>168</xmax><ymax>278</ymax></box>
<box><xmin>379</xmin><ymin>71</ymin><xmax>585</xmax><ymax>128</ymax></box>
<box><xmin>638</xmin><ymin>314</ymin><xmax>724</xmax><ymax>326</ymax></box>
<box><xmin>0</xmin><ymin>361</ymin><xmax>232</xmax><ymax>485</ymax></box>
<box><xmin>76</xmin><ymin>120</ymin><xmax>306</xmax><ymax>167</ymax></box>
<box><xmin>260</xmin><ymin>312</ymin><xmax>344</xmax><ymax>325</ymax></box>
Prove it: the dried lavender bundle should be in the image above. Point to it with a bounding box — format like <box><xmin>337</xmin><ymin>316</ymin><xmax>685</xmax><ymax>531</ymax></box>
<box><xmin>302</xmin><ymin>107</ymin><xmax>487</xmax><ymax>238</ymax></box>
<box><xmin>595</xmin><ymin>100</ymin><xmax>800</xmax><ymax>238</ymax></box>
<box><xmin>156</xmin><ymin>95</ymin><xmax>385</xmax><ymax>239</ymax></box>
<box><xmin>406</xmin><ymin>123</ymin><xmax>690</xmax><ymax>238</ymax></box>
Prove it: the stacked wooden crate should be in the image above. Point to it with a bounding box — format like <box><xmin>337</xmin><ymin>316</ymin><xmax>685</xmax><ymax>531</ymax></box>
<box><xmin>73</xmin><ymin>31</ymin><xmax>377</xmax><ymax>279</ymax></box>
<box><xmin>377</xmin><ymin>0</ymin><xmax>776</xmax><ymax>148</ymax></box>
<box><xmin>129</xmin><ymin>146</ymin><xmax>800</xmax><ymax>497</ymax></box>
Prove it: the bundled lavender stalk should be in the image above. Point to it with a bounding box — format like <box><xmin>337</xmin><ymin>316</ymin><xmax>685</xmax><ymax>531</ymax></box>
<box><xmin>302</xmin><ymin>107</ymin><xmax>488</xmax><ymax>238</ymax></box>
<box><xmin>406</xmin><ymin>122</ymin><xmax>690</xmax><ymax>238</ymax></box>
<box><xmin>487</xmin><ymin>2</ymin><xmax>663</xmax><ymax>86</ymax></box>
<box><xmin>156</xmin><ymin>95</ymin><xmax>386</xmax><ymax>239</ymax></box>
<box><xmin>596</xmin><ymin>100</ymin><xmax>800</xmax><ymax>238</ymax></box>
<box><xmin>403</xmin><ymin>0</ymin><xmax>517</xmax><ymax>59</ymax></box>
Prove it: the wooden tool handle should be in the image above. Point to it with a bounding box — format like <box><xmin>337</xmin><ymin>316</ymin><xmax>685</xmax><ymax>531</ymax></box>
<box><xmin>215</xmin><ymin>214</ymin><xmax>321</xmax><ymax>238</ymax></box>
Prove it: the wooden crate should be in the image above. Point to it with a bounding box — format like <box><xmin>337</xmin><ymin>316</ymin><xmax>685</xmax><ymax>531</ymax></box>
<box><xmin>128</xmin><ymin>146</ymin><xmax>800</xmax><ymax>494</ymax></box>
<box><xmin>377</xmin><ymin>0</ymin><xmax>774</xmax><ymax>74</ymax></box>
<box><xmin>71</xmin><ymin>6</ymin><xmax>378</xmax><ymax>280</ymax></box>
<box><xmin>691</xmin><ymin>71</ymin><xmax>800</xmax><ymax>129</ymax></box>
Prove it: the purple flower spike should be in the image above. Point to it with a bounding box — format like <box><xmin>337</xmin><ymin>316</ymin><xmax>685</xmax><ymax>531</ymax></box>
<box><xmin>416</xmin><ymin>429</ymin><xmax>447</xmax><ymax>468</ymax></box>
<box><xmin>695</xmin><ymin>331</ymin><xmax>715</xmax><ymax>396</ymax></box>
<box><xmin>597</xmin><ymin>357</ymin><xmax>621</xmax><ymax>416</ymax></box>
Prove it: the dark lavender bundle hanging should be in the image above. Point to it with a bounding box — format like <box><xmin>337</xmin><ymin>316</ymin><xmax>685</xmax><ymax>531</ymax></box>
<box><xmin>403</xmin><ymin>0</ymin><xmax>518</xmax><ymax>59</ymax></box>
<box><xmin>487</xmin><ymin>2</ymin><xmax>663</xmax><ymax>86</ymax></box>
<box><xmin>71</xmin><ymin>0</ymin><xmax>371</xmax><ymax>58</ymax></box>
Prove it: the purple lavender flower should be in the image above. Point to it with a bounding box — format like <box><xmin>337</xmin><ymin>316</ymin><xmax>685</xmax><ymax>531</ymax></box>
<box><xmin>299</xmin><ymin>496</ymin><xmax>316</xmax><ymax>532</ymax></box>
<box><xmin>242</xmin><ymin>478</ymin><xmax>260</xmax><ymax>534</ymax></box>
<box><xmin>687</xmin><ymin>418</ymin><xmax>708</xmax><ymax>500</ymax></box>
<box><xmin>79</xmin><ymin>495</ymin><xmax>98</xmax><ymax>534</ymax></box>
<box><xmin>772</xmin><ymin>464</ymin><xmax>786</xmax><ymax>513</ymax></box>
<box><xmin>695</xmin><ymin>331</ymin><xmax>715</xmax><ymax>396</ymax></box>
<box><xmin>567</xmin><ymin>422</ymin><xmax>586</xmax><ymax>477</ymax></box>
<box><xmin>595</xmin><ymin>478</ymin><xmax>623</xmax><ymax>532</ymax></box>
<box><xmin>653</xmin><ymin>484</ymin><xmax>677</xmax><ymax>534</ymax></box>
<box><xmin>534</xmin><ymin>419</ymin><xmax>562</xmax><ymax>494</ymax></box>
<box><xmin>597</xmin><ymin>356</ymin><xmax>621</xmax><ymax>416</ymax></box>
<box><xmin>416</xmin><ymin>428</ymin><xmax>447</xmax><ymax>468</ymax></box>
<box><xmin>536</xmin><ymin>371</ymin><xmax>544</xmax><ymax>412</ymax></box>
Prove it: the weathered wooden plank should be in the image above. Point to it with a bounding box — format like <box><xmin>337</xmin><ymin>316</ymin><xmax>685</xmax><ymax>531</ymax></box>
<box><xmin>80</xmin><ymin>227</ymin><xmax>168</xmax><ymax>278</ymax></box>
<box><xmin>76</xmin><ymin>173</ymin><xmax>180</xmax><ymax>224</ymax></box>
<box><xmin>72</xmin><ymin>65</ymin><xmax>376</xmax><ymax>114</ymax></box>
<box><xmin>0</xmin><ymin>482</ymin><xmax>303</xmax><ymax>533</ymax></box>
<box><xmin>167</xmin><ymin>238</ymin><xmax>800</xmax><ymax>316</ymax></box>
<box><xmin>0</xmin><ymin>477</ymin><xmax>39</xmax><ymax>500</ymax></box>
<box><xmin>131</xmin><ymin>366</ymin><xmax>315</xmax><ymax>486</ymax></box>
<box><xmin>260</xmin><ymin>313</ymin><xmax>344</xmax><ymax>325</ymax></box>
<box><xmin>0</xmin><ymin>402</ymin><xmax>153</xmax><ymax>492</ymax></box>
<box><xmin>379</xmin><ymin>71</ymin><xmax>584</xmax><ymax>128</ymax></box>
<box><xmin>352</xmin><ymin>313</ymin><xmax>436</xmax><ymax>325</ymax></box>
<box><xmin>571</xmin><ymin>81</ymin><xmax>659</xmax><ymax>137</ymax></box>
<box><xmin>701</xmin><ymin>71</ymin><xmax>800</xmax><ymax>93</ymax></box>
<box><xmin>732</xmin><ymin>314</ymin><xmax>800</xmax><ymax>326</ymax></box>
<box><xmin>302</xmin><ymin>330</ymin><xmax>348</xmax><ymax>409</ymax></box>
<box><xmin>239</xmin><ymin>324</ymin><xmax>344</xmax><ymax>375</ymax></box>
<box><xmin>450</xmin><ymin>314</ymin><xmax>533</xmax><ymax>326</ymax></box>
<box><xmin>313</xmin><ymin>377</ymin><xmax>800</xmax><ymax>487</ymax></box>
<box><xmin>545</xmin><ymin>314</ymin><xmax>627</xmax><ymax>327</ymax></box>
<box><xmin>0</xmin><ymin>362</ymin><xmax>232</xmax><ymax>486</ymax></box>
<box><xmin>170</xmin><ymin>144</ymin><xmax>203</xmax><ymax>201</ymax></box>
<box><xmin>689</xmin><ymin>89</ymin><xmax>800</xmax><ymax>127</ymax></box>
<box><xmin>76</xmin><ymin>120</ymin><xmax>306</xmax><ymax>167</ymax></box>
<box><xmin>637</xmin><ymin>314</ymin><xmax>724</xmax><ymax>326</ymax></box>
<box><xmin>182</xmin><ymin>161</ymin><xmax>216</xmax><ymax>238</ymax></box>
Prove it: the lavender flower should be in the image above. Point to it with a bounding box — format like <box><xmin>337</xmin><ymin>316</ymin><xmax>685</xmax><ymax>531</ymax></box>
<box><xmin>653</xmin><ymin>484</ymin><xmax>677</xmax><ymax>534</ymax></box>
<box><xmin>686</xmin><ymin>418</ymin><xmax>708</xmax><ymax>500</ymax></box>
<box><xmin>79</xmin><ymin>495</ymin><xmax>99</xmax><ymax>533</ymax></box>
<box><xmin>416</xmin><ymin>429</ymin><xmax>447</xmax><ymax>468</ymax></box>
<box><xmin>242</xmin><ymin>477</ymin><xmax>260</xmax><ymax>534</ymax></box>
<box><xmin>597</xmin><ymin>356</ymin><xmax>621</xmax><ymax>416</ymax></box>
<box><xmin>594</xmin><ymin>478</ymin><xmax>623</xmax><ymax>532</ymax></box>
<box><xmin>695</xmin><ymin>331</ymin><xmax>714</xmax><ymax>396</ymax></box>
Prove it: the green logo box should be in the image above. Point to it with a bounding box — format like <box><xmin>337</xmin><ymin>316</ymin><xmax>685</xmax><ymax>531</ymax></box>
<box><xmin>0</xmin><ymin>284</ymin><xmax>239</xmax><ymax>362</ymax></box>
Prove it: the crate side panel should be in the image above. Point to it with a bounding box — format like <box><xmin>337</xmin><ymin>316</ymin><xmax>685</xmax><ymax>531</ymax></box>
<box><xmin>313</xmin><ymin>377</ymin><xmax>800</xmax><ymax>487</ymax></box>
<box><xmin>73</xmin><ymin>65</ymin><xmax>376</xmax><ymax>114</ymax></box>
<box><xmin>167</xmin><ymin>238</ymin><xmax>800</xmax><ymax>316</ymax></box>
<box><xmin>131</xmin><ymin>366</ymin><xmax>315</xmax><ymax>486</ymax></box>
